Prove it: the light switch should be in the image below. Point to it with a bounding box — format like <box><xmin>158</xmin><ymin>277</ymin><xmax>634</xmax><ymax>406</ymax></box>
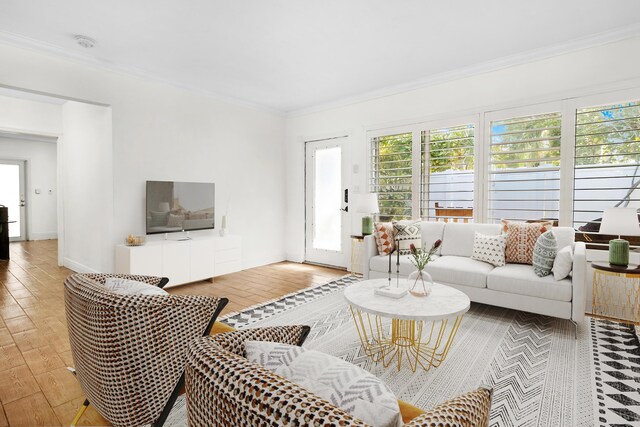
<box><xmin>35</xmin><ymin>189</ymin><xmax>41</xmax><ymax>194</ymax></box>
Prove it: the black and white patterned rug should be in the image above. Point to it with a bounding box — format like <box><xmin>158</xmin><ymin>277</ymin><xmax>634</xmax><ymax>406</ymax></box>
<box><xmin>166</xmin><ymin>276</ymin><xmax>640</xmax><ymax>427</ymax></box>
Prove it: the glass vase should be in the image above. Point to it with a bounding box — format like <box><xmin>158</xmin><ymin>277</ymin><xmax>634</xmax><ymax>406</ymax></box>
<box><xmin>408</xmin><ymin>269</ymin><xmax>433</xmax><ymax>297</ymax></box>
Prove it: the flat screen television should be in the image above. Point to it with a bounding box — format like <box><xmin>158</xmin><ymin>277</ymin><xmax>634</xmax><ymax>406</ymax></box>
<box><xmin>146</xmin><ymin>181</ymin><xmax>215</xmax><ymax>235</ymax></box>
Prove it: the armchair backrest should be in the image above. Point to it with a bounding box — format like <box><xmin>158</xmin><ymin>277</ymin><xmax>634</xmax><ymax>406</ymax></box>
<box><xmin>64</xmin><ymin>273</ymin><xmax>226</xmax><ymax>427</ymax></box>
<box><xmin>185</xmin><ymin>335</ymin><xmax>366</xmax><ymax>427</ymax></box>
<box><xmin>185</xmin><ymin>329</ymin><xmax>493</xmax><ymax>427</ymax></box>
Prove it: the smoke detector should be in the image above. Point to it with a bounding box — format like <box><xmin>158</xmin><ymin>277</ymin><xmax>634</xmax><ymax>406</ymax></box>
<box><xmin>74</xmin><ymin>35</ymin><xmax>96</xmax><ymax>48</ymax></box>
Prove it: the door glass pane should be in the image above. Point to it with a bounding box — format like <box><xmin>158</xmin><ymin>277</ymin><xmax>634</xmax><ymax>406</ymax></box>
<box><xmin>0</xmin><ymin>164</ymin><xmax>20</xmax><ymax>237</ymax></box>
<box><xmin>313</xmin><ymin>146</ymin><xmax>341</xmax><ymax>251</ymax></box>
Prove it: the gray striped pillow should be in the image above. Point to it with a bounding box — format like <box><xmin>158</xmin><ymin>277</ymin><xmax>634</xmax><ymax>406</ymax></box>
<box><xmin>532</xmin><ymin>230</ymin><xmax>557</xmax><ymax>277</ymax></box>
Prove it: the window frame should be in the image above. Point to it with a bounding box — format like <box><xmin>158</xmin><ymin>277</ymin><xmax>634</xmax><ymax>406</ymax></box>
<box><xmin>364</xmin><ymin>86</ymin><xmax>640</xmax><ymax>231</ymax></box>
<box><xmin>482</xmin><ymin>101</ymin><xmax>564</xmax><ymax>224</ymax></box>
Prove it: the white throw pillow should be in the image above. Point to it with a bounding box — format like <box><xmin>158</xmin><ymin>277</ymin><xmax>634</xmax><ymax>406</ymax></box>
<box><xmin>246</xmin><ymin>341</ymin><xmax>402</xmax><ymax>427</ymax></box>
<box><xmin>471</xmin><ymin>232</ymin><xmax>506</xmax><ymax>267</ymax></box>
<box><xmin>103</xmin><ymin>277</ymin><xmax>169</xmax><ymax>296</ymax></box>
<box><xmin>552</xmin><ymin>245</ymin><xmax>574</xmax><ymax>281</ymax></box>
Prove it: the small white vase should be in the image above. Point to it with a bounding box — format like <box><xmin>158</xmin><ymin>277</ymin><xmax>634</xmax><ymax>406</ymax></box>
<box><xmin>408</xmin><ymin>269</ymin><xmax>433</xmax><ymax>297</ymax></box>
<box><xmin>220</xmin><ymin>215</ymin><xmax>227</xmax><ymax>236</ymax></box>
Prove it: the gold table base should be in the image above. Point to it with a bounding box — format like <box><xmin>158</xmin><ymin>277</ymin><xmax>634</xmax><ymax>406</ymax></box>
<box><xmin>349</xmin><ymin>306</ymin><xmax>463</xmax><ymax>372</ymax></box>
<box><xmin>592</xmin><ymin>269</ymin><xmax>640</xmax><ymax>324</ymax></box>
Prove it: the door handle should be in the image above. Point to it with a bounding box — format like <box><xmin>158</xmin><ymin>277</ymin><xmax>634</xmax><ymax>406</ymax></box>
<box><xmin>340</xmin><ymin>206</ymin><xmax>348</xmax><ymax>212</ymax></box>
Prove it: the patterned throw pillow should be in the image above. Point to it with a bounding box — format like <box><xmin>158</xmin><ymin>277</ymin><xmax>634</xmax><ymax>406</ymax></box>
<box><xmin>393</xmin><ymin>220</ymin><xmax>421</xmax><ymax>255</ymax></box>
<box><xmin>471</xmin><ymin>232</ymin><xmax>506</xmax><ymax>267</ymax></box>
<box><xmin>373</xmin><ymin>222</ymin><xmax>395</xmax><ymax>255</ymax></box>
<box><xmin>103</xmin><ymin>278</ymin><xmax>168</xmax><ymax>296</ymax></box>
<box><xmin>246</xmin><ymin>341</ymin><xmax>402</xmax><ymax>427</ymax></box>
<box><xmin>532</xmin><ymin>230</ymin><xmax>557</xmax><ymax>277</ymax></box>
<box><xmin>502</xmin><ymin>220</ymin><xmax>553</xmax><ymax>264</ymax></box>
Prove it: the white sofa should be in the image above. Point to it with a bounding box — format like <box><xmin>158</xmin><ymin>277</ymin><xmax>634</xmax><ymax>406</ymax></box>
<box><xmin>362</xmin><ymin>222</ymin><xmax>586</xmax><ymax>324</ymax></box>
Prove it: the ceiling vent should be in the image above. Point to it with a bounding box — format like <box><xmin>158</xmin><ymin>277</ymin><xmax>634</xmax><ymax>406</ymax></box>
<box><xmin>74</xmin><ymin>35</ymin><xmax>96</xmax><ymax>49</ymax></box>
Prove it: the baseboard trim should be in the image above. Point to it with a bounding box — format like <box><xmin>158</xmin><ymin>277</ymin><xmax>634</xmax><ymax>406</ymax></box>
<box><xmin>28</xmin><ymin>232</ymin><xmax>58</xmax><ymax>241</ymax></box>
<box><xmin>63</xmin><ymin>258</ymin><xmax>99</xmax><ymax>274</ymax></box>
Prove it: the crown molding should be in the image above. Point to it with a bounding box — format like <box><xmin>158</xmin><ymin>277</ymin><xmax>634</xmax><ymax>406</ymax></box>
<box><xmin>1</xmin><ymin>24</ymin><xmax>639</xmax><ymax>119</ymax></box>
<box><xmin>287</xmin><ymin>24</ymin><xmax>640</xmax><ymax>118</ymax></box>
<box><xmin>0</xmin><ymin>30</ymin><xmax>284</xmax><ymax>116</ymax></box>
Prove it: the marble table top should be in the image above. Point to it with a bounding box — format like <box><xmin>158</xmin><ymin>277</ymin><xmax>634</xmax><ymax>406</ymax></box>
<box><xmin>343</xmin><ymin>278</ymin><xmax>471</xmax><ymax>321</ymax></box>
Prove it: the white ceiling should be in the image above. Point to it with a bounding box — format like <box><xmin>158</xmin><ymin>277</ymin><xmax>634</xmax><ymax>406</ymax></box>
<box><xmin>0</xmin><ymin>0</ymin><xmax>639</xmax><ymax>113</ymax></box>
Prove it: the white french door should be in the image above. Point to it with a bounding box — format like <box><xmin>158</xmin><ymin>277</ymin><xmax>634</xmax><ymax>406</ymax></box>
<box><xmin>305</xmin><ymin>136</ymin><xmax>350</xmax><ymax>268</ymax></box>
<box><xmin>0</xmin><ymin>160</ymin><xmax>27</xmax><ymax>241</ymax></box>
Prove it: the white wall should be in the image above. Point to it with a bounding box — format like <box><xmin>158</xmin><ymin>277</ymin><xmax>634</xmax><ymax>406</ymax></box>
<box><xmin>0</xmin><ymin>41</ymin><xmax>286</xmax><ymax>272</ymax></box>
<box><xmin>0</xmin><ymin>94</ymin><xmax>62</xmax><ymax>135</ymax></box>
<box><xmin>61</xmin><ymin>102</ymin><xmax>113</xmax><ymax>272</ymax></box>
<box><xmin>285</xmin><ymin>36</ymin><xmax>640</xmax><ymax>262</ymax></box>
<box><xmin>0</xmin><ymin>95</ymin><xmax>61</xmax><ymax>240</ymax></box>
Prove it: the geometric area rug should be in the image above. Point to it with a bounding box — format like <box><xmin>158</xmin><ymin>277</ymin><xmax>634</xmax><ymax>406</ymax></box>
<box><xmin>166</xmin><ymin>275</ymin><xmax>640</xmax><ymax>427</ymax></box>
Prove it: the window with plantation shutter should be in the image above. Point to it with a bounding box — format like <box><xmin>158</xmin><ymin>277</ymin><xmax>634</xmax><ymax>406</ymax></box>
<box><xmin>370</xmin><ymin>132</ymin><xmax>413</xmax><ymax>221</ymax></box>
<box><xmin>488</xmin><ymin>112</ymin><xmax>562</xmax><ymax>223</ymax></box>
<box><xmin>574</xmin><ymin>100</ymin><xmax>640</xmax><ymax>243</ymax></box>
<box><xmin>421</xmin><ymin>124</ymin><xmax>474</xmax><ymax>222</ymax></box>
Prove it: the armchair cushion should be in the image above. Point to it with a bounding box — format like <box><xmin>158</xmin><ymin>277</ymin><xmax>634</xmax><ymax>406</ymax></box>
<box><xmin>246</xmin><ymin>340</ymin><xmax>402</xmax><ymax>427</ymax></box>
<box><xmin>103</xmin><ymin>277</ymin><xmax>169</xmax><ymax>295</ymax></box>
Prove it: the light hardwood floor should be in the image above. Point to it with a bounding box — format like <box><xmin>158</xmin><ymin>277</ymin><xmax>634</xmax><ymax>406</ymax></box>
<box><xmin>0</xmin><ymin>240</ymin><xmax>345</xmax><ymax>426</ymax></box>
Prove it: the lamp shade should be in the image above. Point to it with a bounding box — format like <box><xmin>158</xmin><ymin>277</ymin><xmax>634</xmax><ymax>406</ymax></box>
<box><xmin>158</xmin><ymin>202</ymin><xmax>171</xmax><ymax>212</ymax></box>
<box><xmin>356</xmin><ymin>193</ymin><xmax>379</xmax><ymax>214</ymax></box>
<box><xmin>599</xmin><ymin>208</ymin><xmax>640</xmax><ymax>236</ymax></box>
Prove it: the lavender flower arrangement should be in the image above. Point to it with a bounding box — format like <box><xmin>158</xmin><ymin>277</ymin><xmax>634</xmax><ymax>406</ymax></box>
<box><xmin>409</xmin><ymin>239</ymin><xmax>442</xmax><ymax>271</ymax></box>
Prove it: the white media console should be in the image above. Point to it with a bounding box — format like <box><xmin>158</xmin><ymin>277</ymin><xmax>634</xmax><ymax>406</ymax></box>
<box><xmin>115</xmin><ymin>234</ymin><xmax>241</xmax><ymax>286</ymax></box>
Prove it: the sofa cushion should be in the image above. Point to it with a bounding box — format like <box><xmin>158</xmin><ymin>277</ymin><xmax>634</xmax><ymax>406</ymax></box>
<box><xmin>393</xmin><ymin>220</ymin><xmax>421</xmax><ymax>255</ymax></box>
<box><xmin>552</xmin><ymin>244</ymin><xmax>574</xmax><ymax>281</ymax></box>
<box><xmin>246</xmin><ymin>340</ymin><xmax>402</xmax><ymax>427</ymax></box>
<box><xmin>374</xmin><ymin>222</ymin><xmax>395</xmax><ymax>255</ymax></box>
<box><xmin>421</xmin><ymin>221</ymin><xmax>445</xmax><ymax>255</ymax></box>
<box><xmin>487</xmin><ymin>264</ymin><xmax>572</xmax><ymax>302</ymax></box>
<box><xmin>502</xmin><ymin>220</ymin><xmax>553</xmax><ymax>265</ymax></box>
<box><xmin>552</xmin><ymin>227</ymin><xmax>575</xmax><ymax>251</ymax></box>
<box><xmin>471</xmin><ymin>232</ymin><xmax>506</xmax><ymax>267</ymax></box>
<box><xmin>532</xmin><ymin>230</ymin><xmax>557</xmax><ymax>277</ymax></box>
<box><xmin>370</xmin><ymin>254</ymin><xmax>420</xmax><ymax>276</ymax></box>
<box><xmin>425</xmin><ymin>256</ymin><xmax>494</xmax><ymax>288</ymax></box>
<box><xmin>441</xmin><ymin>223</ymin><xmax>502</xmax><ymax>257</ymax></box>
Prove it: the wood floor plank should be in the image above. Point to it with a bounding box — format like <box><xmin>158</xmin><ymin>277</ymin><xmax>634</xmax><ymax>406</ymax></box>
<box><xmin>53</xmin><ymin>396</ymin><xmax>109</xmax><ymax>427</ymax></box>
<box><xmin>0</xmin><ymin>345</ymin><xmax>25</xmax><ymax>372</ymax></box>
<box><xmin>11</xmin><ymin>329</ymin><xmax>51</xmax><ymax>352</ymax></box>
<box><xmin>3</xmin><ymin>392</ymin><xmax>61</xmax><ymax>427</ymax></box>
<box><xmin>0</xmin><ymin>240</ymin><xmax>344</xmax><ymax>426</ymax></box>
<box><xmin>34</xmin><ymin>367</ymin><xmax>84</xmax><ymax>407</ymax></box>
<box><xmin>0</xmin><ymin>329</ymin><xmax>13</xmax><ymax>348</ymax></box>
<box><xmin>23</xmin><ymin>345</ymin><xmax>65</xmax><ymax>375</ymax></box>
<box><xmin>3</xmin><ymin>317</ymin><xmax>36</xmax><ymax>335</ymax></box>
<box><xmin>0</xmin><ymin>365</ymin><xmax>41</xmax><ymax>405</ymax></box>
<box><xmin>0</xmin><ymin>403</ymin><xmax>8</xmax><ymax>427</ymax></box>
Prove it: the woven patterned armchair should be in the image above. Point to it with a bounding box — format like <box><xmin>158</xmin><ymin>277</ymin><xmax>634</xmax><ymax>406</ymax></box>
<box><xmin>64</xmin><ymin>273</ymin><xmax>228</xmax><ymax>427</ymax></box>
<box><xmin>185</xmin><ymin>327</ymin><xmax>492</xmax><ymax>427</ymax></box>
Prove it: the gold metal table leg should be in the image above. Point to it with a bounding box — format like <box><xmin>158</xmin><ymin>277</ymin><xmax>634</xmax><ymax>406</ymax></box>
<box><xmin>349</xmin><ymin>306</ymin><xmax>464</xmax><ymax>372</ymax></box>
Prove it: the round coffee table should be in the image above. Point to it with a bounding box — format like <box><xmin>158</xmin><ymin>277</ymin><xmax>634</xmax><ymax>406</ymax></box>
<box><xmin>344</xmin><ymin>278</ymin><xmax>470</xmax><ymax>372</ymax></box>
